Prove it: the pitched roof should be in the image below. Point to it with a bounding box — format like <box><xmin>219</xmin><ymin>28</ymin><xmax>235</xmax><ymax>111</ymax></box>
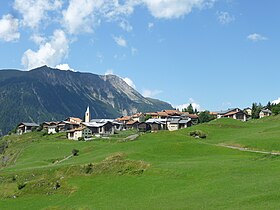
<box><xmin>66</xmin><ymin>127</ymin><xmax>85</xmax><ymax>133</ymax></box>
<box><xmin>145</xmin><ymin>112</ymin><xmax>158</xmax><ymax>116</ymax></box>
<box><xmin>188</xmin><ymin>114</ymin><xmax>198</xmax><ymax>119</ymax></box>
<box><xmin>18</xmin><ymin>122</ymin><xmax>39</xmax><ymax>127</ymax></box>
<box><xmin>216</xmin><ymin>108</ymin><xmax>241</xmax><ymax>115</ymax></box>
<box><xmin>146</xmin><ymin>119</ymin><xmax>166</xmax><ymax>124</ymax></box>
<box><xmin>261</xmin><ymin>109</ymin><xmax>272</xmax><ymax>114</ymax></box>
<box><xmin>223</xmin><ymin>110</ymin><xmax>245</xmax><ymax>117</ymax></box>
<box><xmin>117</xmin><ymin>116</ymin><xmax>131</xmax><ymax>121</ymax></box>
<box><xmin>83</xmin><ymin>121</ymin><xmax>112</xmax><ymax>128</ymax></box>
<box><xmin>131</xmin><ymin>113</ymin><xmax>143</xmax><ymax>118</ymax></box>
<box><xmin>163</xmin><ymin>110</ymin><xmax>180</xmax><ymax>115</ymax></box>
<box><xmin>126</xmin><ymin>120</ymin><xmax>139</xmax><ymax>125</ymax></box>
<box><xmin>157</xmin><ymin>111</ymin><xmax>169</xmax><ymax>117</ymax></box>
<box><xmin>66</xmin><ymin>117</ymin><xmax>82</xmax><ymax>124</ymax></box>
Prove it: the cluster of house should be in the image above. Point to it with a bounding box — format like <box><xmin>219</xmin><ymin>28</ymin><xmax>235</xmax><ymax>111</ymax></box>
<box><xmin>16</xmin><ymin>107</ymin><xmax>199</xmax><ymax>140</ymax></box>
<box><xmin>210</xmin><ymin>107</ymin><xmax>272</xmax><ymax>121</ymax></box>
<box><xmin>16</xmin><ymin>106</ymin><xmax>273</xmax><ymax>140</ymax></box>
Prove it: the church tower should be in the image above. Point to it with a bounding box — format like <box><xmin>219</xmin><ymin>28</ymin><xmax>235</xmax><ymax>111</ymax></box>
<box><xmin>85</xmin><ymin>106</ymin><xmax>90</xmax><ymax>123</ymax></box>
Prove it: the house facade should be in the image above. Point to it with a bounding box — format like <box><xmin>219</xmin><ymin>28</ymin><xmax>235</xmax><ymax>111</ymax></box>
<box><xmin>259</xmin><ymin>109</ymin><xmax>272</xmax><ymax>118</ymax></box>
<box><xmin>17</xmin><ymin>123</ymin><xmax>39</xmax><ymax>135</ymax></box>
<box><xmin>216</xmin><ymin>108</ymin><xmax>247</xmax><ymax>122</ymax></box>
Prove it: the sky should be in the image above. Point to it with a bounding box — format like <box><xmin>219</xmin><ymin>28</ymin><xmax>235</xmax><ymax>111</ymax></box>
<box><xmin>0</xmin><ymin>0</ymin><xmax>280</xmax><ymax>111</ymax></box>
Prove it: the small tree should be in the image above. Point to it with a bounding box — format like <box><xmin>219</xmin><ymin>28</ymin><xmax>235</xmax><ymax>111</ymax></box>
<box><xmin>144</xmin><ymin>114</ymin><xmax>151</xmax><ymax>121</ymax></box>
<box><xmin>198</xmin><ymin>111</ymin><xmax>214</xmax><ymax>123</ymax></box>
<box><xmin>187</xmin><ymin>104</ymin><xmax>194</xmax><ymax>114</ymax></box>
<box><xmin>72</xmin><ymin>149</ymin><xmax>79</xmax><ymax>156</ymax></box>
<box><xmin>251</xmin><ymin>102</ymin><xmax>262</xmax><ymax>119</ymax></box>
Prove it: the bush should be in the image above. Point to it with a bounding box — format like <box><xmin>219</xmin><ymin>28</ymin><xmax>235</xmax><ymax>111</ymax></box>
<box><xmin>72</xmin><ymin>149</ymin><xmax>79</xmax><ymax>156</ymax></box>
<box><xmin>78</xmin><ymin>137</ymin><xmax>85</xmax><ymax>141</ymax></box>
<box><xmin>84</xmin><ymin>163</ymin><xmax>94</xmax><ymax>174</ymax></box>
<box><xmin>189</xmin><ymin>130</ymin><xmax>207</xmax><ymax>139</ymax></box>
<box><xmin>17</xmin><ymin>182</ymin><xmax>26</xmax><ymax>190</ymax></box>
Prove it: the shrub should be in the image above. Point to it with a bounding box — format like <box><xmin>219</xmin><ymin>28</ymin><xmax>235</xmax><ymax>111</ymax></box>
<box><xmin>189</xmin><ymin>130</ymin><xmax>207</xmax><ymax>139</ymax></box>
<box><xmin>72</xmin><ymin>149</ymin><xmax>79</xmax><ymax>156</ymax></box>
<box><xmin>17</xmin><ymin>182</ymin><xmax>26</xmax><ymax>190</ymax></box>
<box><xmin>84</xmin><ymin>163</ymin><xmax>94</xmax><ymax>174</ymax></box>
<box><xmin>78</xmin><ymin>137</ymin><xmax>85</xmax><ymax>141</ymax></box>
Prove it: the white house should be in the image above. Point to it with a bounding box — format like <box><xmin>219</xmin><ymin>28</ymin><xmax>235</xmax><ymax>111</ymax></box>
<box><xmin>259</xmin><ymin>109</ymin><xmax>272</xmax><ymax>118</ymax></box>
<box><xmin>48</xmin><ymin>126</ymin><xmax>57</xmax><ymax>134</ymax></box>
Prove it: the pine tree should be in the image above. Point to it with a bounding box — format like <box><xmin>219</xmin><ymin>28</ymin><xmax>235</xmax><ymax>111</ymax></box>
<box><xmin>187</xmin><ymin>104</ymin><xmax>194</xmax><ymax>114</ymax></box>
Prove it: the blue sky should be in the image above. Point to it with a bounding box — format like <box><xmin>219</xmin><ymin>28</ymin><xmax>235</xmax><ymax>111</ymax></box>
<box><xmin>0</xmin><ymin>0</ymin><xmax>280</xmax><ymax>111</ymax></box>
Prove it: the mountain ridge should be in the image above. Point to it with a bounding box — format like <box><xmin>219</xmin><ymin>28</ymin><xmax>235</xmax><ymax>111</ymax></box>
<box><xmin>0</xmin><ymin>66</ymin><xmax>173</xmax><ymax>135</ymax></box>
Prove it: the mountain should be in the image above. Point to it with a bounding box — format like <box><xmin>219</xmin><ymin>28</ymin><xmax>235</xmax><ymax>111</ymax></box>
<box><xmin>0</xmin><ymin>66</ymin><xmax>173</xmax><ymax>135</ymax></box>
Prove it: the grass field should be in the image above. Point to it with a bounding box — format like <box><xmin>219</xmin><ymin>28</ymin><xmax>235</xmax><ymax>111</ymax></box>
<box><xmin>1</xmin><ymin>116</ymin><xmax>280</xmax><ymax>209</ymax></box>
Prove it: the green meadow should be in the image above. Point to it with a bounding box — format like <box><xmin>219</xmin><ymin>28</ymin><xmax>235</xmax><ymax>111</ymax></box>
<box><xmin>1</xmin><ymin>117</ymin><xmax>280</xmax><ymax>209</ymax></box>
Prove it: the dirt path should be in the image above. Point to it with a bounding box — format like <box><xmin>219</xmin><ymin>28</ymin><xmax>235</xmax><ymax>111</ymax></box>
<box><xmin>217</xmin><ymin>144</ymin><xmax>280</xmax><ymax>155</ymax></box>
<box><xmin>53</xmin><ymin>154</ymin><xmax>73</xmax><ymax>165</ymax></box>
<box><xmin>124</xmin><ymin>134</ymin><xmax>139</xmax><ymax>141</ymax></box>
<box><xmin>198</xmin><ymin>140</ymin><xmax>280</xmax><ymax>156</ymax></box>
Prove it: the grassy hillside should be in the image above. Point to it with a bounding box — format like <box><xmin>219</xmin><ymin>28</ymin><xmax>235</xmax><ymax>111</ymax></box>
<box><xmin>1</xmin><ymin>116</ymin><xmax>280</xmax><ymax>209</ymax></box>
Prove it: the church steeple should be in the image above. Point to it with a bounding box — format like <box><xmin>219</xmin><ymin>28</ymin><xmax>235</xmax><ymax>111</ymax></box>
<box><xmin>85</xmin><ymin>106</ymin><xmax>90</xmax><ymax>123</ymax></box>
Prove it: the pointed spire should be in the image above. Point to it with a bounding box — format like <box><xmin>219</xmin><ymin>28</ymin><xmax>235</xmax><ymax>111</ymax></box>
<box><xmin>85</xmin><ymin>106</ymin><xmax>91</xmax><ymax>123</ymax></box>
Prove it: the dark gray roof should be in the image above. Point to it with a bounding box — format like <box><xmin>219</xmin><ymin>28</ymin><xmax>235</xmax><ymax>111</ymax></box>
<box><xmin>20</xmin><ymin>122</ymin><xmax>39</xmax><ymax>127</ymax></box>
<box><xmin>261</xmin><ymin>109</ymin><xmax>272</xmax><ymax>114</ymax></box>
<box><xmin>216</xmin><ymin>108</ymin><xmax>240</xmax><ymax>115</ymax></box>
<box><xmin>179</xmin><ymin>119</ymin><xmax>191</xmax><ymax>124</ymax></box>
<box><xmin>170</xmin><ymin>119</ymin><xmax>180</xmax><ymax>124</ymax></box>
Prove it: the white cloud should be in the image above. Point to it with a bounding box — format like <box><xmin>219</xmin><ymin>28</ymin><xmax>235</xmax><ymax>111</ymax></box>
<box><xmin>271</xmin><ymin>98</ymin><xmax>280</xmax><ymax>105</ymax></box>
<box><xmin>176</xmin><ymin>98</ymin><xmax>202</xmax><ymax>111</ymax></box>
<box><xmin>247</xmin><ymin>33</ymin><xmax>268</xmax><ymax>42</ymax></box>
<box><xmin>60</xmin><ymin>0</ymin><xmax>216</xmax><ymax>34</ymax></box>
<box><xmin>148</xmin><ymin>22</ymin><xmax>154</xmax><ymax>29</ymax></box>
<box><xmin>142</xmin><ymin>89</ymin><xmax>162</xmax><ymax>98</ymax></box>
<box><xmin>113</xmin><ymin>35</ymin><xmax>127</xmax><ymax>47</ymax></box>
<box><xmin>55</xmin><ymin>64</ymin><xmax>74</xmax><ymax>71</ymax></box>
<box><xmin>141</xmin><ymin>0</ymin><xmax>215</xmax><ymax>19</ymax></box>
<box><xmin>30</xmin><ymin>34</ymin><xmax>46</xmax><ymax>45</ymax></box>
<box><xmin>216</xmin><ymin>11</ymin><xmax>235</xmax><ymax>24</ymax></box>
<box><xmin>14</xmin><ymin>0</ymin><xmax>62</xmax><ymax>29</ymax></box>
<box><xmin>62</xmin><ymin>0</ymin><xmax>102</xmax><ymax>34</ymax></box>
<box><xmin>22</xmin><ymin>29</ymin><xmax>69</xmax><ymax>70</ymax></box>
<box><xmin>0</xmin><ymin>14</ymin><xmax>20</xmax><ymax>42</ymax></box>
<box><xmin>62</xmin><ymin>0</ymin><xmax>138</xmax><ymax>34</ymax></box>
<box><xmin>123</xmin><ymin>77</ymin><xmax>136</xmax><ymax>89</ymax></box>
<box><xmin>119</xmin><ymin>20</ymin><xmax>133</xmax><ymax>32</ymax></box>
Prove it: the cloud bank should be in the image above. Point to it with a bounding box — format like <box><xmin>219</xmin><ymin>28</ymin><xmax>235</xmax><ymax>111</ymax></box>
<box><xmin>5</xmin><ymin>0</ymin><xmax>217</xmax><ymax>69</ymax></box>
<box><xmin>0</xmin><ymin>14</ymin><xmax>20</xmax><ymax>42</ymax></box>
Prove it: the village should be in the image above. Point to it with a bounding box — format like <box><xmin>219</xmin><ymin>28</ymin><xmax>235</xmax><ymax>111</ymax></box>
<box><xmin>16</xmin><ymin>106</ymin><xmax>273</xmax><ymax>140</ymax></box>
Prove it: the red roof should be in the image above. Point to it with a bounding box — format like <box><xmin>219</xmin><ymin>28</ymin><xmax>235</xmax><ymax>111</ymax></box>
<box><xmin>117</xmin><ymin>116</ymin><xmax>131</xmax><ymax>121</ymax></box>
<box><xmin>157</xmin><ymin>111</ymin><xmax>169</xmax><ymax>117</ymax></box>
<box><xmin>126</xmin><ymin>120</ymin><xmax>139</xmax><ymax>125</ymax></box>
<box><xmin>223</xmin><ymin>111</ymin><xmax>240</xmax><ymax>117</ymax></box>
<box><xmin>188</xmin><ymin>114</ymin><xmax>198</xmax><ymax>119</ymax></box>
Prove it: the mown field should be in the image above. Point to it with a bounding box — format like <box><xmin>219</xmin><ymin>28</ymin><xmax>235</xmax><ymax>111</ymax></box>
<box><xmin>1</xmin><ymin>116</ymin><xmax>280</xmax><ymax>209</ymax></box>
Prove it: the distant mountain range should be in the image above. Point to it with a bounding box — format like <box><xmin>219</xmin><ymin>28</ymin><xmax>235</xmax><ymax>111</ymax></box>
<box><xmin>0</xmin><ymin>66</ymin><xmax>173</xmax><ymax>135</ymax></box>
